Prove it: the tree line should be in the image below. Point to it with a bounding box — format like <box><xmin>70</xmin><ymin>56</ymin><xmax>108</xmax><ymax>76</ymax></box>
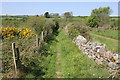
<box><xmin>43</xmin><ymin>7</ymin><xmax>119</xmax><ymax>28</ymax></box>
<box><xmin>2</xmin><ymin>6</ymin><xmax>118</xmax><ymax>28</ymax></box>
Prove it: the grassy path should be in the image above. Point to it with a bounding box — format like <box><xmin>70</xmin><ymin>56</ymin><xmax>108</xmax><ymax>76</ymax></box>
<box><xmin>43</xmin><ymin>29</ymin><xmax>110</xmax><ymax>78</ymax></box>
<box><xmin>55</xmin><ymin>37</ymin><xmax>63</xmax><ymax>78</ymax></box>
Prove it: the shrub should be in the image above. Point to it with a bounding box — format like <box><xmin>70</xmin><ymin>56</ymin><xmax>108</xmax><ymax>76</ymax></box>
<box><xmin>110</xmin><ymin>18</ymin><xmax>119</xmax><ymax>27</ymax></box>
<box><xmin>86</xmin><ymin>16</ymin><xmax>99</xmax><ymax>28</ymax></box>
<box><xmin>19</xmin><ymin>28</ymin><xmax>35</xmax><ymax>38</ymax></box>
<box><xmin>0</xmin><ymin>27</ymin><xmax>35</xmax><ymax>39</ymax></box>
<box><xmin>2</xmin><ymin>19</ymin><xmax>25</xmax><ymax>27</ymax></box>
<box><xmin>24</xmin><ymin>16</ymin><xmax>58</xmax><ymax>37</ymax></box>
<box><xmin>86</xmin><ymin>7</ymin><xmax>111</xmax><ymax>28</ymax></box>
<box><xmin>66</xmin><ymin>22</ymin><xmax>91</xmax><ymax>40</ymax></box>
<box><xmin>24</xmin><ymin>16</ymin><xmax>45</xmax><ymax>35</ymax></box>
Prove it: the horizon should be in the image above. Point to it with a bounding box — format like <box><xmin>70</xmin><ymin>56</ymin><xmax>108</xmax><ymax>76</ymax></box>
<box><xmin>1</xmin><ymin>2</ymin><xmax>118</xmax><ymax>16</ymax></box>
<box><xmin>1</xmin><ymin>15</ymin><xmax>119</xmax><ymax>17</ymax></box>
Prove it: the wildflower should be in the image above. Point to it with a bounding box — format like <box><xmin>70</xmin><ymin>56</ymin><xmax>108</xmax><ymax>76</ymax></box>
<box><xmin>10</xmin><ymin>36</ymin><xmax>14</xmax><ymax>39</ymax></box>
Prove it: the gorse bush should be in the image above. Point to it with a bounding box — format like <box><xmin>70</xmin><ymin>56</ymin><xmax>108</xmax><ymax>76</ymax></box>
<box><xmin>19</xmin><ymin>28</ymin><xmax>35</xmax><ymax>38</ymax></box>
<box><xmin>0</xmin><ymin>27</ymin><xmax>35</xmax><ymax>39</ymax></box>
<box><xmin>2</xmin><ymin>16</ymin><xmax>60</xmax><ymax>78</ymax></box>
<box><xmin>66</xmin><ymin>22</ymin><xmax>91</xmax><ymax>40</ymax></box>
<box><xmin>0</xmin><ymin>27</ymin><xmax>19</xmax><ymax>39</ymax></box>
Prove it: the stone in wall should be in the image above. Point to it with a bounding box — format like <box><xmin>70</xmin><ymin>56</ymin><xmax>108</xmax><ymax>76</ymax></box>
<box><xmin>91</xmin><ymin>54</ymin><xmax>96</xmax><ymax>59</ymax></box>
<box><xmin>95</xmin><ymin>58</ymin><xmax>103</xmax><ymax>64</ymax></box>
<box><xmin>113</xmin><ymin>54</ymin><xmax>119</xmax><ymax>60</ymax></box>
<box><xmin>95</xmin><ymin>45</ymin><xmax>106</xmax><ymax>54</ymax></box>
<box><xmin>74</xmin><ymin>35</ymin><xmax>120</xmax><ymax>70</ymax></box>
<box><xmin>108</xmin><ymin>62</ymin><xmax>119</xmax><ymax>69</ymax></box>
<box><xmin>75</xmin><ymin>35</ymin><xmax>87</xmax><ymax>45</ymax></box>
<box><xmin>104</xmin><ymin>51</ymin><xmax>111</xmax><ymax>58</ymax></box>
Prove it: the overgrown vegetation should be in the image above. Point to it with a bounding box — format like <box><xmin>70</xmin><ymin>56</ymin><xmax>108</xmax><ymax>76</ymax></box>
<box><xmin>1</xmin><ymin>16</ymin><xmax>59</xmax><ymax>78</ymax></box>
<box><xmin>2</xmin><ymin>18</ymin><xmax>26</xmax><ymax>27</ymax></box>
<box><xmin>1</xmin><ymin>6</ymin><xmax>119</xmax><ymax>78</ymax></box>
<box><xmin>86</xmin><ymin>7</ymin><xmax>111</xmax><ymax>28</ymax></box>
<box><xmin>65</xmin><ymin>22</ymin><xmax>91</xmax><ymax>41</ymax></box>
<box><xmin>1</xmin><ymin>27</ymin><xmax>35</xmax><ymax>39</ymax></box>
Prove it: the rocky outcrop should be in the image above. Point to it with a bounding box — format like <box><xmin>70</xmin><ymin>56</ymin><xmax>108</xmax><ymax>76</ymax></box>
<box><xmin>74</xmin><ymin>35</ymin><xmax>120</xmax><ymax>70</ymax></box>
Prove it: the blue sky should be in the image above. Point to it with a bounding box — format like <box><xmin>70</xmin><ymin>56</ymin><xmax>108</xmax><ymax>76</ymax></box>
<box><xmin>2</xmin><ymin>2</ymin><xmax>118</xmax><ymax>16</ymax></box>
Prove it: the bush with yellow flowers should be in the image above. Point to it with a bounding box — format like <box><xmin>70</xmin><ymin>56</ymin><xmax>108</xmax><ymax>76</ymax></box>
<box><xmin>0</xmin><ymin>27</ymin><xmax>19</xmax><ymax>39</ymax></box>
<box><xmin>19</xmin><ymin>28</ymin><xmax>35</xmax><ymax>38</ymax></box>
<box><xmin>0</xmin><ymin>27</ymin><xmax>35</xmax><ymax>39</ymax></box>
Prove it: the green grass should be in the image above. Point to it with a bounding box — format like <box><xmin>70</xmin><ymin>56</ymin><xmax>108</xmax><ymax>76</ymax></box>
<box><xmin>89</xmin><ymin>30</ymin><xmax>119</xmax><ymax>53</ymax></box>
<box><xmin>90</xmin><ymin>34</ymin><xmax>119</xmax><ymax>53</ymax></box>
<box><xmin>89</xmin><ymin>29</ymin><xmax>119</xmax><ymax>40</ymax></box>
<box><xmin>43</xmin><ymin>29</ymin><xmax>110</xmax><ymax>78</ymax></box>
<box><xmin>42</xmin><ymin>35</ymin><xmax>58</xmax><ymax>78</ymax></box>
<box><xmin>58</xmin><ymin>30</ymin><xmax>110</xmax><ymax>78</ymax></box>
<box><xmin>42</xmin><ymin>54</ymin><xmax>56</xmax><ymax>78</ymax></box>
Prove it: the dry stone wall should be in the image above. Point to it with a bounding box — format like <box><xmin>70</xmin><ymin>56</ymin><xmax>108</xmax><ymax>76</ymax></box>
<box><xmin>74</xmin><ymin>35</ymin><xmax>120</xmax><ymax>70</ymax></box>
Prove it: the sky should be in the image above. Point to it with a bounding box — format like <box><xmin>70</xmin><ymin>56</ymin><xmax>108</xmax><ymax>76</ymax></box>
<box><xmin>1</xmin><ymin>0</ymin><xmax>119</xmax><ymax>2</ymax></box>
<box><xmin>1</xmin><ymin>2</ymin><xmax>118</xmax><ymax>16</ymax></box>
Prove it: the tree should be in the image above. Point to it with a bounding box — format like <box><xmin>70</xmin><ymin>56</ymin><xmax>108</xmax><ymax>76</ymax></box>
<box><xmin>44</xmin><ymin>12</ymin><xmax>50</xmax><ymax>18</ymax></box>
<box><xmin>86</xmin><ymin>7</ymin><xmax>111</xmax><ymax>28</ymax></box>
<box><xmin>63</xmin><ymin>12</ymin><xmax>73</xmax><ymax>21</ymax></box>
<box><xmin>86</xmin><ymin>16</ymin><xmax>99</xmax><ymax>28</ymax></box>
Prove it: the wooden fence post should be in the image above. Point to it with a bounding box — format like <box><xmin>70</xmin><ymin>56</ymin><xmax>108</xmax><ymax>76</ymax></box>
<box><xmin>41</xmin><ymin>31</ymin><xmax>44</xmax><ymax>41</ymax></box>
<box><xmin>15</xmin><ymin>47</ymin><xmax>20</xmax><ymax>69</ymax></box>
<box><xmin>36</xmin><ymin>35</ymin><xmax>38</xmax><ymax>47</ymax></box>
<box><xmin>12</xmin><ymin>42</ymin><xmax>17</xmax><ymax>74</ymax></box>
<box><xmin>36</xmin><ymin>35</ymin><xmax>40</xmax><ymax>47</ymax></box>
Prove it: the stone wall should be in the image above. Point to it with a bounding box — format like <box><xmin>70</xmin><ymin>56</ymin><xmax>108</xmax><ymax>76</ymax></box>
<box><xmin>74</xmin><ymin>35</ymin><xmax>120</xmax><ymax>70</ymax></box>
<box><xmin>94</xmin><ymin>27</ymin><xmax>118</xmax><ymax>30</ymax></box>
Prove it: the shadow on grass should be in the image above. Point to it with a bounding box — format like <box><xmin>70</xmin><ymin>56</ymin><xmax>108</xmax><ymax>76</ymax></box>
<box><xmin>45</xmin><ymin>30</ymin><xmax>59</xmax><ymax>44</ymax></box>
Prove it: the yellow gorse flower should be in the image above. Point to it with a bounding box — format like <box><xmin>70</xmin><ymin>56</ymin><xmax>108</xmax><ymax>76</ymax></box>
<box><xmin>0</xmin><ymin>27</ymin><xmax>35</xmax><ymax>39</ymax></box>
<box><xmin>19</xmin><ymin>28</ymin><xmax>35</xmax><ymax>38</ymax></box>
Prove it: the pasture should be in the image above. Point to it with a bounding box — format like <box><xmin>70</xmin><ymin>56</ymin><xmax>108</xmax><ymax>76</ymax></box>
<box><xmin>1</xmin><ymin>6</ymin><xmax>119</xmax><ymax>79</ymax></box>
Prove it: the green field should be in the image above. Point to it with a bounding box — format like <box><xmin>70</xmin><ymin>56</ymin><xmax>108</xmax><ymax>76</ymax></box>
<box><xmin>90</xmin><ymin>29</ymin><xmax>119</xmax><ymax>40</ymax></box>
<box><xmin>89</xmin><ymin>29</ymin><xmax>119</xmax><ymax>53</ymax></box>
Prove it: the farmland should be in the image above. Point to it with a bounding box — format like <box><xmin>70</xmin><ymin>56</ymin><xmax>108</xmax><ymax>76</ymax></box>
<box><xmin>1</xmin><ymin>4</ymin><xmax>119</xmax><ymax>79</ymax></box>
<box><xmin>89</xmin><ymin>29</ymin><xmax>119</xmax><ymax>53</ymax></box>
<box><xmin>1</xmin><ymin>15</ymin><xmax>119</xmax><ymax>78</ymax></box>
